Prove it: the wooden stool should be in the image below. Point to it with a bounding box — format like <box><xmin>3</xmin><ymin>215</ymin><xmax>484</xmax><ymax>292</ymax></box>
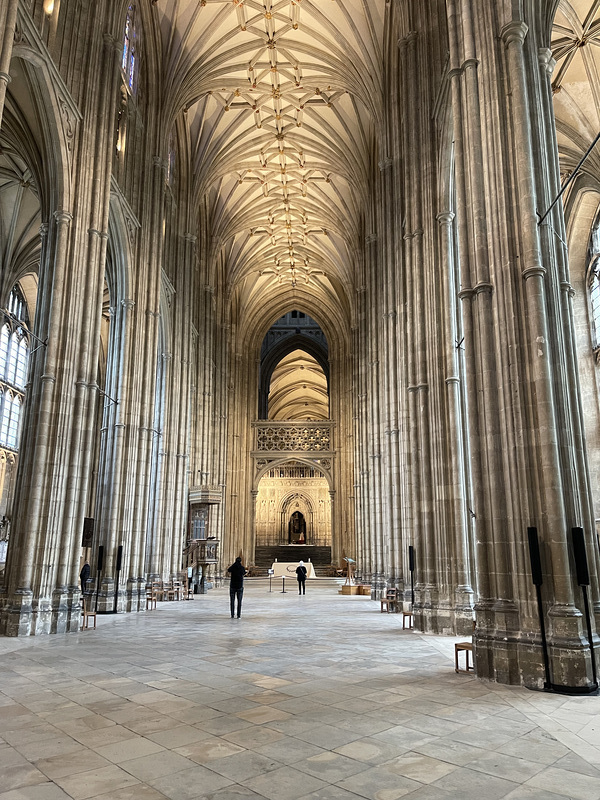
<box><xmin>402</xmin><ymin>612</ymin><xmax>413</xmax><ymax>629</ymax></box>
<box><xmin>455</xmin><ymin>641</ymin><xmax>474</xmax><ymax>673</ymax></box>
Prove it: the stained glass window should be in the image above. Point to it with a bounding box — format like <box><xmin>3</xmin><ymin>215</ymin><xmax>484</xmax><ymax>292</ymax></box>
<box><xmin>0</xmin><ymin>287</ymin><xmax>29</xmax><ymax>450</ymax></box>
<box><xmin>122</xmin><ymin>5</ymin><xmax>138</xmax><ymax>93</ymax></box>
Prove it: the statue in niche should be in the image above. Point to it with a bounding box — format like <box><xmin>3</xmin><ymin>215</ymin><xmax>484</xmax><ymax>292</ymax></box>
<box><xmin>289</xmin><ymin>510</ymin><xmax>307</xmax><ymax>544</ymax></box>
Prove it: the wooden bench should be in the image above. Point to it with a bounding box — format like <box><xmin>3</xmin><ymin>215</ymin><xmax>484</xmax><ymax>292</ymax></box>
<box><xmin>81</xmin><ymin>597</ymin><xmax>97</xmax><ymax>630</ymax></box>
<box><xmin>380</xmin><ymin>589</ymin><xmax>398</xmax><ymax>613</ymax></box>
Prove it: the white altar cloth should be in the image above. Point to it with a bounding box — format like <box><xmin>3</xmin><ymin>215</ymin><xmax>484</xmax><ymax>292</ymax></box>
<box><xmin>271</xmin><ymin>562</ymin><xmax>317</xmax><ymax>578</ymax></box>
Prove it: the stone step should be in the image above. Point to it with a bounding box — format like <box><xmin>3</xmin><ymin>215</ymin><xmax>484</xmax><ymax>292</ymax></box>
<box><xmin>254</xmin><ymin>545</ymin><xmax>332</xmax><ymax>576</ymax></box>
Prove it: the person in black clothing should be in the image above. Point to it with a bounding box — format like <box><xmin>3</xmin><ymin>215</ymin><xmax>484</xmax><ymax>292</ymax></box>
<box><xmin>296</xmin><ymin>560</ymin><xmax>307</xmax><ymax>595</ymax></box>
<box><xmin>227</xmin><ymin>557</ymin><xmax>246</xmax><ymax>618</ymax></box>
<box><xmin>80</xmin><ymin>561</ymin><xmax>91</xmax><ymax>591</ymax></box>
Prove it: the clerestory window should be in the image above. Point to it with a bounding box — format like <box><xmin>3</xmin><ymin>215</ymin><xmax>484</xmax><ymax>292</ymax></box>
<box><xmin>588</xmin><ymin>214</ymin><xmax>600</xmax><ymax>354</ymax></box>
<box><xmin>0</xmin><ymin>286</ymin><xmax>29</xmax><ymax>451</ymax></box>
<box><xmin>122</xmin><ymin>5</ymin><xmax>139</xmax><ymax>93</ymax></box>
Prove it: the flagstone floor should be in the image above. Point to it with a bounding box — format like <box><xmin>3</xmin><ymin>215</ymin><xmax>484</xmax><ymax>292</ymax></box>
<box><xmin>1</xmin><ymin>580</ymin><xmax>600</xmax><ymax>800</ymax></box>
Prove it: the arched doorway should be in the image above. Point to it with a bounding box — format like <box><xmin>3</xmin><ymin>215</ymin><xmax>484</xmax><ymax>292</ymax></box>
<box><xmin>252</xmin><ymin>311</ymin><xmax>334</xmax><ymax>572</ymax></box>
<box><xmin>253</xmin><ymin>459</ymin><xmax>333</xmax><ymax>572</ymax></box>
<box><xmin>288</xmin><ymin>510</ymin><xmax>307</xmax><ymax>544</ymax></box>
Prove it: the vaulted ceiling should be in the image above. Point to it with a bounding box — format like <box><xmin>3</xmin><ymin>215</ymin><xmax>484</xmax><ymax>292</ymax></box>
<box><xmin>551</xmin><ymin>1</ymin><xmax>600</xmax><ymax>179</ymax></box>
<box><xmin>268</xmin><ymin>348</ymin><xmax>328</xmax><ymax>420</ymax></box>
<box><xmin>0</xmin><ymin>147</ymin><xmax>40</xmax><ymax>316</ymax></box>
<box><xmin>155</xmin><ymin>0</ymin><xmax>385</xmax><ymax>319</ymax></box>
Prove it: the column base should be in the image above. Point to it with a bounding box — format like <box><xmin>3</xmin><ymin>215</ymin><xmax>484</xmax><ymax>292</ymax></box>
<box><xmin>94</xmin><ymin>577</ymin><xmax>128</xmax><ymax>613</ymax></box>
<box><xmin>50</xmin><ymin>586</ymin><xmax>81</xmax><ymax>633</ymax></box>
<box><xmin>0</xmin><ymin>589</ymin><xmax>35</xmax><ymax>635</ymax></box>
<box><xmin>370</xmin><ymin>573</ymin><xmax>387</xmax><ymax>600</ymax></box>
<box><xmin>474</xmin><ymin>600</ymin><xmax>597</xmax><ymax>689</ymax></box>
<box><xmin>0</xmin><ymin>586</ymin><xmax>82</xmax><ymax>636</ymax></box>
<box><xmin>126</xmin><ymin>578</ymin><xmax>145</xmax><ymax>612</ymax></box>
<box><xmin>398</xmin><ymin>584</ymin><xmax>474</xmax><ymax>632</ymax></box>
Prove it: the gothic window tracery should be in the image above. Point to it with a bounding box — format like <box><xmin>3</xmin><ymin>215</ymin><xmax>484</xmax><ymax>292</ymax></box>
<box><xmin>587</xmin><ymin>215</ymin><xmax>600</xmax><ymax>355</ymax></box>
<box><xmin>121</xmin><ymin>5</ymin><xmax>139</xmax><ymax>94</ymax></box>
<box><xmin>0</xmin><ymin>287</ymin><xmax>30</xmax><ymax>451</ymax></box>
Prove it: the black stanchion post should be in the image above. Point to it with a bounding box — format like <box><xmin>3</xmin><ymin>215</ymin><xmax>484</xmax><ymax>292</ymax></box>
<box><xmin>281</xmin><ymin>576</ymin><xmax>286</xmax><ymax>593</ymax></box>
<box><xmin>572</xmin><ymin>527</ymin><xmax>598</xmax><ymax>691</ymax></box>
<box><xmin>113</xmin><ymin>545</ymin><xmax>123</xmax><ymax>614</ymax></box>
<box><xmin>408</xmin><ymin>545</ymin><xmax>415</xmax><ymax>607</ymax></box>
<box><xmin>95</xmin><ymin>545</ymin><xmax>104</xmax><ymax>612</ymax></box>
<box><xmin>527</xmin><ymin>527</ymin><xmax>552</xmax><ymax>690</ymax></box>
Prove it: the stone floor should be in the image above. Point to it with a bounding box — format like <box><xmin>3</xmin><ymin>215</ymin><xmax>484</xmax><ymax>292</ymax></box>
<box><xmin>1</xmin><ymin>581</ymin><xmax>600</xmax><ymax>800</ymax></box>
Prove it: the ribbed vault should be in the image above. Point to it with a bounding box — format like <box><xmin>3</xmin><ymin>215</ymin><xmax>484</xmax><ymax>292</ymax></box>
<box><xmin>0</xmin><ymin>147</ymin><xmax>40</xmax><ymax>313</ymax></box>
<box><xmin>156</xmin><ymin>0</ymin><xmax>384</xmax><ymax>316</ymax></box>
<box><xmin>268</xmin><ymin>349</ymin><xmax>328</xmax><ymax>420</ymax></box>
<box><xmin>552</xmin><ymin>1</ymin><xmax>600</xmax><ymax>178</ymax></box>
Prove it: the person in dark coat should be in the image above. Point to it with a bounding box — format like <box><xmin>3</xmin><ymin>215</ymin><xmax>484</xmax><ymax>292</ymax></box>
<box><xmin>296</xmin><ymin>560</ymin><xmax>307</xmax><ymax>595</ymax></box>
<box><xmin>80</xmin><ymin>561</ymin><xmax>91</xmax><ymax>591</ymax></box>
<box><xmin>227</xmin><ymin>557</ymin><xmax>246</xmax><ymax>618</ymax></box>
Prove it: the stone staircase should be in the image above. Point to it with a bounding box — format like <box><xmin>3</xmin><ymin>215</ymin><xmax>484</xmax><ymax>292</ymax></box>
<box><xmin>254</xmin><ymin>546</ymin><xmax>332</xmax><ymax>576</ymax></box>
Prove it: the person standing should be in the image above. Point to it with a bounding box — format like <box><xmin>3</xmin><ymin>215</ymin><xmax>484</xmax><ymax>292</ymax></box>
<box><xmin>227</xmin><ymin>556</ymin><xmax>246</xmax><ymax>618</ymax></box>
<box><xmin>296</xmin><ymin>560</ymin><xmax>307</xmax><ymax>595</ymax></box>
<box><xmin>80</xmin><ymin>561</ymin><xmax>91</xmax><ymax>591</ymax></box>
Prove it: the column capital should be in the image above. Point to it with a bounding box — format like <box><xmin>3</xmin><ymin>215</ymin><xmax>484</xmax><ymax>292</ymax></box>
<box><xmin>437</xmin><ymin>211</ymin><xmax>455</xmax><ymax>225</ymax></box>
<box><xmin>538</xmin><ymin>48</ymin><xmax>556</xmax><ymax>76</ymax></box>
<box><xmin>398</xmin><ymin>31</ymin><xmax>418</xmax><ymax>50</ymax></box>
<box><xmin>501</xmin><ymin>21</ymin><xmax>528</xmax><ymax>48</ymax></box>
<box><xmin>53</xmin><ymin>210</ymin><xmax>73</xmax><ymax>224</ymax></box>
<box><xmin>474</xmin><ymin>281</ymin><xmax>494</xmax><ymax>295</ymax></box>
<box><xmin>522</xmin><ymin>265</ymin><xmax>546</xmax><ymax>281</ymax></box>
<box><xmin>560</xmin><ymin>280</ymin><xmax>575</xmax><ymax>297</ymax></box>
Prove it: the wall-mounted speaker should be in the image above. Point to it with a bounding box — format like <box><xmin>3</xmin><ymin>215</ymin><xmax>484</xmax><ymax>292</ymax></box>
<box><xmin>116</xmin><ymin>545</ymin><xmax>123</xmax><ymax>572</ymax></box>
<box><xmin>82</xmin><ymin>517</ymin><xmax>94</xmax><ymax>548</ymax></box>
<box><xmin>97</xmin><ymin>545</ymin><xmax>104</xmax><ymax>572</ymax></box>
<box><xmin>408</xmin><ymin>545</ymin><xmax>415</xmax><ymax>572</ymax></box>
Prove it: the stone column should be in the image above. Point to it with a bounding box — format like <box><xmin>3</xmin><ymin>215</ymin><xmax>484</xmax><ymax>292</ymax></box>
<box><xmin>0</xmin><ymin>0</ymin><xmax>18</xmax><ymax>129</ymax></box>
<box><xmin>500</xmin><ymin>19</ymin><xmax>593</xmax><ymax>687</ymax></box>
<box><xmin>170</xmin><ymin>233</ymin><xmax>196</xmax><ymax>576</ymax></box>
<box><xmin>1</xmin><ymin>207</ymin><xmax>73</xmax><ymax>635</ymax></box>
<box><xmin>378</xmin><ymin>155</ymin><xmax>403</xmax><ymax>594</ymax></box>
<box><xmin>438</xmin><ymin>210</ymin><xmax>474</xmax><ymax>631</ymax></box>
<box><xmin>446</xmin><ymin>0</ymin><xmax>516</xmax><ymax>680</ymax></box>
<box><xmin>59</xmin><ymin>30</ymin><xmax>121</xmax><ymax>628</ymax></box>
